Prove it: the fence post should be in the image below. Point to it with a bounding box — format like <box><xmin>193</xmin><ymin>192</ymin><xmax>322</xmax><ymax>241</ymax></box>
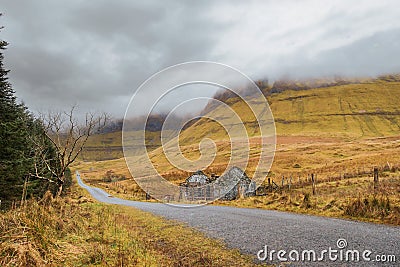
<box><xmin>268</xmin><ymin>177</ymin><xmax>271</xmax><ymax>192</ymax></box>
<box><xmin>311</xmin><ymin>173</ymin><xmax>316</xmax><ymax>195</ymax></box>
<box><xmin>373</xmin><ymin>167</ymin><xmax>379</xmax><ymax>190</ymax></box>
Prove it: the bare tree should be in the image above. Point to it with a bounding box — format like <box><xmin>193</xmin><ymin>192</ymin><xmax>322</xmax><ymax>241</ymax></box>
<box><xmin>29</xmin><ymin>106</ymin><xmax>109</xmax><ymax>196</ymax></box>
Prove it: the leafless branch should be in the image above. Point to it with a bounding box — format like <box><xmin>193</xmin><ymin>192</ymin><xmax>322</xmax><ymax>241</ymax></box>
<box><xmin>36</xmin><ymin>106</ymin><xmax>109</xmax><ymax>195</ymax></box>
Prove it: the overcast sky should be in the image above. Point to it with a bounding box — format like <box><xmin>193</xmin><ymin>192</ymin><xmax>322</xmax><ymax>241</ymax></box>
<box><xmin>2</xmin><ymin>0</ymin><xmax>400</xmax><ymax>118</ymax></box>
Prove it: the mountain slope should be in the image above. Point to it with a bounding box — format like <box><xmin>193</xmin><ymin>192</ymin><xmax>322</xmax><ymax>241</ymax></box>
<box><xmin>142</xmin><ymin>79</ymin><xmax>400</xmax><ymax>179</ymax></box>
<box><xmin>183</xmin><ymin>80</ymin><xmax>400</xmax><ymax>140</ymax></box>
<box><xmin>84</xmin><ymin>79</ymin><xmax>400</xmax><ymax>164</ymax></box>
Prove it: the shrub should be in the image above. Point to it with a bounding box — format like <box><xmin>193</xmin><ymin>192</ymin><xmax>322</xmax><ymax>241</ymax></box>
<box><xmin>344</xmin><ymin>194</ymin><xmax>391</xmax><ymax>218</ymax></box>
<box><xmin>301</xmin><ymin>193</ymin><xmax>312</xmax><ymax>209</ymax></box>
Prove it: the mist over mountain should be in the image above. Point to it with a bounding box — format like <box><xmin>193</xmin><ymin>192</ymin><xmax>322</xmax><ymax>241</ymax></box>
<box><xmin>101</xmin><ymin>73</ymin><xmax>400</xmax><ymax>134</ymax></box>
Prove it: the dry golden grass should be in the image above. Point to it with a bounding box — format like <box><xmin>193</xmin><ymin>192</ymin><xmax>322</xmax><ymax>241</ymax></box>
<box><xmin>76</xmin><ymin>135</ymin><xmax>400</xmax><ymax>226</ymax></box>
<box><xmin>78</xmin><ymin>134</ymin><xmax>400</xmax><ymax>186</ymax></box>
<box><xmin>0</xmin><ymin>182</ymin><xmax>259</xmax><ymax>266</ymax></box>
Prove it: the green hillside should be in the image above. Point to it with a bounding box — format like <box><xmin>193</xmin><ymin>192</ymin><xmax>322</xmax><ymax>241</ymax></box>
<box><xmin>84</xmin><ymin>79</ymin><xmax>400</xmax><ymax>162</ymax></box>
<box><xmin>182</xmin><ymin>79</ymin><xmax>400</xmax><ymax>141</ymax></box>
<box><xmin>271</xmin><ymin>80</ymin><xmax>400</xmax><ymax>137</ymax></box>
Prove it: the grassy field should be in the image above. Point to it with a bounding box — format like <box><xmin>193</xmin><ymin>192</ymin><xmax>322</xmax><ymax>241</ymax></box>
<box><xmin>81</xmin><ymin>130</ymin><xmax>170</xmax><ymax>161</ymax></box>
<box><xmin>76</xmin><ymin>134</ymin><xmax>400</xmax><ymax>226</ymax></box>
<box><xmin>0</xmin><ymin>181</ymin><xmax>258</xmax><ymax>266</ymax></box>
<box><xmin>75</xmin><ymin>79</ymin><xmax>400</xmax><ymax>225</ymax></box>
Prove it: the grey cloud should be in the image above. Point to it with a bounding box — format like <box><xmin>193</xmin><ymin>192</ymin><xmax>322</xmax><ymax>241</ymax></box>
<box><xmin>1</xmin><ymin>0</ymin><xmax>400</xmax><ymax>117</ymax></box>
<box><xmin>266</xmin><ymin>28</ymin><xmax>400</xmax><ymax>79</ymax></box>
<box><xmin>2</xmin><ymin>1</ymin><xmax>226</xmax><ymax>116</ymax></box>
<box><xmin>311</xmin><ymin>29</ymin><xmax>400</xmax><ymax>77</ymax></box>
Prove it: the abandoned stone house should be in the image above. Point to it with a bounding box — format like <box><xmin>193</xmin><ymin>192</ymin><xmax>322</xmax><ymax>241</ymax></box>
<box><xmin>179</xmin><ymin>167</ymin><xmax>256</xmax><ymax>201</ymax></box>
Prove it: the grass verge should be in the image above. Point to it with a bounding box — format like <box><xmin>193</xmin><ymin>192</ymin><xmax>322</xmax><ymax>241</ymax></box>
<box><xmin>0</xmin><ymin>182</ymin><xmax>257</xmax><ymax>266</ymax></box>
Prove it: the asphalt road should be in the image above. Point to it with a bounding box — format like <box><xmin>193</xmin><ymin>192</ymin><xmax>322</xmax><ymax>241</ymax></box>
<box><xmin>77</xmin><ymin>172</ymin><xmax>399</xmax><ymax>266</ymax></box>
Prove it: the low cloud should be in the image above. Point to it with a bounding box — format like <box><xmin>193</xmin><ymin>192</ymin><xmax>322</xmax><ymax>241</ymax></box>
<box><xmin>2</xmin><ymin>0</ymin><xmax>400</xmax><ymax>117</ymax></box>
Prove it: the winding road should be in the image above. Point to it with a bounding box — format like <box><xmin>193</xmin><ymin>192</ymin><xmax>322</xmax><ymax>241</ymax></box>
<box><xmin>77</xmin><ymin>172</ymin><xmax>399</xmax><ymax>266</ymax></box>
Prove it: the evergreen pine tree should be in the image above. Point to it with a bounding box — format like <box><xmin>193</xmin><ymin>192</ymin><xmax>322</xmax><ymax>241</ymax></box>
<box><xmin>0</xmin><ymin>37</ymin><xmax>33</xmax><ymax>206</ymax></box>
<box><xmin>0</xmin><ymin>18</ymin><xmax>64</xmax><ymax>207</ymax></box>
